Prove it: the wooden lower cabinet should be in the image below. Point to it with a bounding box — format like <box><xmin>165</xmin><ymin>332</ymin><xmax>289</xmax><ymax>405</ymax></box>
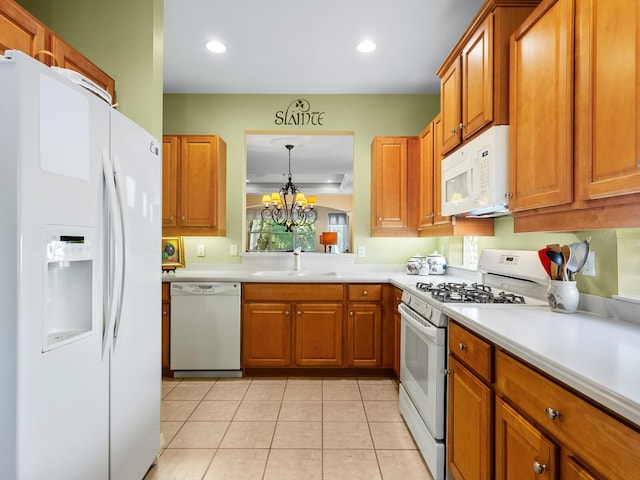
<box><xmin>346</xmin><ymin>303</ymin><xmax>381</xmax><ymax>367</ymax></box>
<box><xmin>495</xmin><ymin>396</ymin><xmax>557</xmax><ymax>480</ymax></box>
<box><xmin>448</xmin><ymin>321</ymin><xmax>640</xmax><ymax>480</ymax></box>
<box><xmin>392</xmin><ymin>287</ymin><xmax>402</xmax><ymax>377</ymax></box>
<box><xmin>242</xmin><ymin>302</ymin><xmax>291</xmax><ymax>367</ymax></box>
<box><xmin>161</xmin><ymin>283</ymin><xmax>171</xmax><ymax>375</ymax></box>
<box><xmin>242</xmin><ymin>283</ymin><xmax>395</xmax><ymax>373</ymax></box>
<box><xmin>294</xmin><ymin>303</ymin><xmax>343</xmax><ymax>367</ymax></box>
<box><xmin>447</xmin><ymin>356</ymin><xmax>493</xmax><ymax>480</ymax></box>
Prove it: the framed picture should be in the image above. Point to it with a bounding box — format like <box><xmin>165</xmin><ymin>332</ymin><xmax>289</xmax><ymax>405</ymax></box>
<box><xmin>162</xmin><ymin>237</ymin><xmax>184</xmax><ymax>269</ymax></box>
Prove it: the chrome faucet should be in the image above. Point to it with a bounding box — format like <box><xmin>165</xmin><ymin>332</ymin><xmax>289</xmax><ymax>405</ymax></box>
<box><xmin>293</xmin><ymin>248</ymin><xmax>302</xmax><ymax>270</ymax></box>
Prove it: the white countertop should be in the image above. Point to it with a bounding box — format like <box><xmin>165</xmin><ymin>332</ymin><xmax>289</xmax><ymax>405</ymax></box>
<box><xmin>443</xmin><ymin>304</ymin><xmax>640</xmax><ymax>427</ymax></box>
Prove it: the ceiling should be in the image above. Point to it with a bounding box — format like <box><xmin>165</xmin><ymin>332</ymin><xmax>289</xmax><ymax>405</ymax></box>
<box><xmin>245</xmin><ymin>134</ymin><xmax>354</xmax><ymax>196</ymax></box>
<box><xmin>163</xmin><ymin>0</ymin><xmax>485</xmax><ymax>95</ymax></box>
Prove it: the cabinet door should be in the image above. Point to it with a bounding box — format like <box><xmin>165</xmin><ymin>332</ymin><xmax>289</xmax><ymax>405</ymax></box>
<box><xmin>242</xmin><ymin>303</ymin><xmax>291</xmax><ymax>367</ymax></box>
<box><xmin>161</xmin><ymin>284</ymin><xmax>170</xmax><ymax>373</ymax></box>
<box><xmin>448</xmin><ymin>357</ymin><xmax>493</xmax><ymax>480</ymax></box>
<box><xmin>431</xmin><ymin>114</ymin><xmax>450</xmax><ymax>225</ymax></box>
<box><xmin>575</xmin><ymin>0</ymin><xmax>640</xmax><ymax>200</ymax></box>
<box><xmin>294</xmin><ymin>303</ymin><xmax>343</xmax><ymax>367</ymax></box>
<box><xmin>0</xmin><ymin>0</ymin><xmax>45</xmax><ymax>57</ymax></box>
<box><xmin>563</xmin><ymin>456</ymin><xmax>599</xmax><ymax>480</ymax></box>
<box><xmin>462</xmin><ymin>15</ymin><xmax>493</xmax><ymax>139</ymax></box>
<box><xmin>346</xmin><ymin>303</ymin><xmax>381</xmax><ymax>367</ymax></box>
<box><xmin>495</xmin><ymin>396</ymin><xmax>557</xmax><ymax>480</ymax></box>
<box><xmin>441</xmin><ymin>57</ymin><xmax>462</xmax><ymax>155</ymax></box>
<box><xmin>162</xmin><ymin>136</ymin><xmax>179</xmax><ymax>227</ymax></box>
<box><xmin>509</xmin><ymin>0</ymin><xmax>574</xmax><ymax>211</ymax></box>
<box><xmin>418</xmin><ymin>123</ymin><xmax>435</xmax><ymax>229</ymax></box>
<box><xmin>371</xmin><ymin>137</ymin><xmax>408</xmax><ymax>232</ymax></box>
<box><xmin>50</xmin><ymin>35</ymin><xmax>115</xmax><ymax>102</ymax></box>
<box><xmin>392</xmin><ymin>288</ymin><xmax>402</xmax><ymax>377</ymax></box>
<box><xmin>179</xmin><ymin>136</ymin><xmax>223</xmax><ymax>228</ymax></box>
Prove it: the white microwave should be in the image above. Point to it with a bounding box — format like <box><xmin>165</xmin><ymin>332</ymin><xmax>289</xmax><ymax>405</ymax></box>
<box><xmin>441</xmin><ymin>125</ymin><xmax>510</xmax><ymax>217</ymax></box>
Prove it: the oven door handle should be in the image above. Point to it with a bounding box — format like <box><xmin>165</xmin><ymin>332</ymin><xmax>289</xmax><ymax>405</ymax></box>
<box><xmin>398</xmin><ymin>303</ymin><xmax>440</xmax><ymax>342</ymax></box>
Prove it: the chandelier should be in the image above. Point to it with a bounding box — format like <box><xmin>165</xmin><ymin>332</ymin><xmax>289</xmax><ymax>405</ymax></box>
<box><xmin>261</xmin><ymin>144</ymin><xmax>317</xmax><ymax>232</ymax></box>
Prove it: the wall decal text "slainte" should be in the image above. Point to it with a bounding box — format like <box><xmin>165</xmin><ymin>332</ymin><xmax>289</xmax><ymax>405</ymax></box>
<box><xmin>275</xmin><ymin>99</ymin><xmax>325</xmax><ymax>126</ymax></box>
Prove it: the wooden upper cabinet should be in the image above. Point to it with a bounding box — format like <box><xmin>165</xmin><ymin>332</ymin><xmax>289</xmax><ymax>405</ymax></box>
<box><xmin>0</xmin><ymin>0</ymin><xmax>45</xmax><ymax>57</ymax></box>
<box><xmin>462</xmin><ymin>15</ymin><xmax>493</xmax><ymax>140</ymax></box>
<box><xmin>50</xmin><ymin>35</ymin><xmax>115</xmax><ymax>102</ymax></box>
<box><xmin>0</xmin><ymin>0</ymin><xmax>116</xmax><ymax>102</ymax></box>
<box><xmin>438</xmin><ymin>1</ymin><xmax>540</xmax><ymax>156</ymax></box>
<box><xmin>370</xmin><ymin>136</ymin><xmax>419</xmax><ymax>237</ymax></box>
<box><xmin>418</xmin><ymin>123</ymin><xmax>436</xmax><ymax>230</ymax></box>
<box><xmin>575</xmin><ymin>0</ymin><xmax>640</xmax><ymax>201</ymax></box>
<box><xmin>162</xmin><ymin>136</ymin><xmax>179</xmax><ymax>228</ymax></box>
<box><xmin>162</xmin><ymin>135</ymin><xmax>227</xmax><ymax>236</ymax></box>
<box><xmin>441</xmin><ymin>58</ymin><xmax>463</xmax><ymax>154</ymax></box>
<box><xmin>508</xmin><ymin>0</ymin><xmax>574</xmax><ymax>212</ymax></box>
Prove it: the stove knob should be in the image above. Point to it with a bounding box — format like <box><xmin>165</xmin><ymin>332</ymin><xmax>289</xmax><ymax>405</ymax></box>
<box><xmin>424</xmin><ymin>305</ymin><xmax>432</xmax><ymax>319</ymax></box>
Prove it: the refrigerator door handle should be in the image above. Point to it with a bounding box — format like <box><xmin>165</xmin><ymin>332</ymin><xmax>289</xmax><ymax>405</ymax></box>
<box><xmin>110</xmin><ymin>154</ymin><xmax>127</xmax><ymax>343</ymax></box>
<box><xmin>102</xmin><ymin>149</ymin><xmax>124</xmax><ymax>355</ymax></box>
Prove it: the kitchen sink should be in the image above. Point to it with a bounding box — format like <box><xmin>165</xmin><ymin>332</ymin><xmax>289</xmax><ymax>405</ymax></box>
<box><xmin>250</xmin><ymin>270</ymin><xmax>341</xmax><ymax>278</ymax></box>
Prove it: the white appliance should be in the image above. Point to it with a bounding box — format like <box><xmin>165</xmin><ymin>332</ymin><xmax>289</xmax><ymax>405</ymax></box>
<box><xmin>441</xmin><ymin>125</ymin><xmax>510</xmax><ymax>217</ymax></box>
<box><xmin>170</xmin><ymin>282</ymin><xmax>242</xmax><ymax>377</ymax></box>
<box><xmin>398</xmin><ymin>249</ymin><xmax>548</xmax><ymax>480</ymax></box>
<box><xmin>0</xmin><ymin>50</ymin><xmax>161</xmax><ymax>480</ymax></box>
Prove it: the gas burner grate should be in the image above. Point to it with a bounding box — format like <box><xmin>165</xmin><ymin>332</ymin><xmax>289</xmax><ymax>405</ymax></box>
<box><xmin>418</xmin><ymin>281</ymin><xmax>527</xmax><ymax>304</ymax></box>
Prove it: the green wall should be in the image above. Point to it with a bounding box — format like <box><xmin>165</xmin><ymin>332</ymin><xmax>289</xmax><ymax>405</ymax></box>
<box><xmin>17</xmin><ymin>0</ymin><xmax>163</xmax><ymax>139</ymax></box>
<box><xmin>164</xmin><ymin>93</ymin><xmax>443</xmax><ymax>265</ymax></box>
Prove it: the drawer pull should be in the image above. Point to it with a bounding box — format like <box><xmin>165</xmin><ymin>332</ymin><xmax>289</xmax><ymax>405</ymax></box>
<box><xmin>458</xmin><ymin>343</ymin><xmax>466</xmax><ymax>351</ymax></box>
<box><xmin>532</xmin><ymin>461</ymin><xmax>548</xmax><ymax>474</ymax></box>
<box><xmin>545</xmin><ymin>407</ymin><xmax>561</xmax><ymax>420</ymax></box>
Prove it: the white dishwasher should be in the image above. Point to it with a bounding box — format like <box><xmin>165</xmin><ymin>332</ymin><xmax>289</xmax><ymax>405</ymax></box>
<box><xmin>170</xmin><ymin>282</ymin><xmax>241</xmax><ymax>377</ymax></box>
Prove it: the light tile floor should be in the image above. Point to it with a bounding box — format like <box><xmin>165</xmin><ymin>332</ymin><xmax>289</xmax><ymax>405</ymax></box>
<box><xmin>144</xmin><ymin>376</ymin><xmax>434</xmax><ymax>480</ymax></box>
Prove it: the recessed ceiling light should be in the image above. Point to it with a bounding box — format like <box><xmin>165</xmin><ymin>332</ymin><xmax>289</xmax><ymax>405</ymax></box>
<box><xmin>205</xmin><ymin>40</ymin><xmax>226</xmax><ymax>53</ymax></box>
<box><xmin>357</xmin><ymin>39</ymin><xmax>376</xmax><ymax>53</ymax></box>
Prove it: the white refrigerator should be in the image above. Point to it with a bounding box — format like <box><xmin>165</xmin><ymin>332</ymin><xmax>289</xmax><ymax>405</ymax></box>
<box><xmin>0</xmin><ymin>50</ymin><xmax>161</xmax><ymax>479</ymax></box>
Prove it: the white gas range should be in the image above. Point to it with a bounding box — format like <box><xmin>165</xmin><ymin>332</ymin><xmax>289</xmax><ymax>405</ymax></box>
<box><xmin>398</xmin><ymin>249</ymin><xmax>549</xmax><ymax>480</ymax></box>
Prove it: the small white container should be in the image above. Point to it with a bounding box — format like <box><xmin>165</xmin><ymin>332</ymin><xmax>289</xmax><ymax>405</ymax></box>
<box><xmin>427</xmin><ymin>252</ymin><xmax>447</xmax><ymax>275</ymax></box>
<box><xmin>547</xmin><ymin>280</ymin><xmax>579</xmax><ymax>313</ymax></box>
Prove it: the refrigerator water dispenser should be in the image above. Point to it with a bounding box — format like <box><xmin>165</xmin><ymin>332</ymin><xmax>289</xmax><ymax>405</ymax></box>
<box><xmin>43</xmin><ymin>228</ymin><xmax>95</xmax><ymax>351</ymax></box>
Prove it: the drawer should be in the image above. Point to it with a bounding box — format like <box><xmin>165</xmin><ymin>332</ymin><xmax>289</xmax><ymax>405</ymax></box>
<box><xmin>347</xmin><ymin>284</ymin><xmax>382</xmax><ymax>302</ymax></box>
<box><xmin>162</xmin><ymin>282</ymin><xmax>170</xmax><ymax>302</ymax></box>
<box><xmin>495</xmin><ymin>350</ymin><xmax>640</xmax><ymax>480</ymax></box>
<box><xmin>243</xmin><ymin>283</ymin><xmax>344</xmax><ymax>302</ymax></box>
<box><xmin>448</xmin><ymin>322</ymin><xmax>492</xmax><ymax>382</ymax></box>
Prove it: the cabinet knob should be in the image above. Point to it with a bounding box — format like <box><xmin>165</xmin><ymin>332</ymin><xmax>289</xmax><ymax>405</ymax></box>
<box><xmin>427</xmin><ymin>212</ymin><xmax>435</xmax><ymax>218</ymax></box>
<box><xmin>284</xmin><ymin>310</ymin><xmax>290</xmax><ymax>316</ymax></box>
<box><xmin>451</xmin><ymin>128</ymin><xmax>457</xmax><ymax>134</ymax></box>
<box><xmin>458</xmin><ymin>343</ymin><xmax>466</xmax><ymax>351</ymax></box>
<box><xmin>459</xmin><ymin>122</ymin><xmax>465</xmax><ymax>130</ymax></box>
<box><xmin>362</xmin><ymin>290</ymin><xmax>369</xmax><ymax>296</ymax></box>
<box><xmin>378</xmin><ymin>216</ymin><xmax>382</xmax><ymax>221</ymax></box>
<box><xmin>545</xmin><ymin>407</ymin><xmax>561</xmax><ymax>420</ymax></box>
<box><xmin>505</xmin><ymin>192</ymin><xmax>513</xmax><ymax>199</ymax></box>
<box><xmin>181</xmin><ymin>215</ymin><xmax>186</xmax><ymax>220</ymax></box>
<box><xmin>532</xmin><ymin>461</ymin><xmax>548</xmax><ymax>474</ymax></box>
<box><xmin>170</xmin><ymin>215</ymin><xmax>175</xmax><ymax>220</ymax></box>
<box><xmin>297</xmin><ymin>310</ymin><xmax>302</xmax><ymax>315</ymax></box>
<box><xmin>349</xmin><ymin>311</ymin><xmax>354</xmax><ymax>316</ymax></box>
<box><xmin>163</xmin><ymin>311</ymin><xmax>167</xmax><ymax>316</ymax></box>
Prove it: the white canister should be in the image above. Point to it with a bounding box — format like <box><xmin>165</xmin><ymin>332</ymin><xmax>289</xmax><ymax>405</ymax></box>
<box><xmin>427</xmin><ymin>252</ymin><xmax>447</xmax><ymax>275</ymax></box>
<box><xmin>406</xmin><ymin>255</ymin><xmax>427</xmax><ymax>275</ymax></box>
<box><xmin>547</xmin><ymin>280</ymin><xmax>579</xmax><ymax>313</ymax></box>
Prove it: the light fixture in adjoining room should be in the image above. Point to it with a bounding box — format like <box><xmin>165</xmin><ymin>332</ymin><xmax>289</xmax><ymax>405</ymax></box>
<box><xmin>357</xmin><ymin>39</ymin><xmax>376</xmax><ymax>53</ymax></box>
<box><xmin>261</xmin><ymin>144</ymin><xmax>317</xmax><ymax>232</ymax></box>
<box><xmin>205</xmin><ymin>40</ymin><xmax>226</xmax><ymax>53</ymax></box>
